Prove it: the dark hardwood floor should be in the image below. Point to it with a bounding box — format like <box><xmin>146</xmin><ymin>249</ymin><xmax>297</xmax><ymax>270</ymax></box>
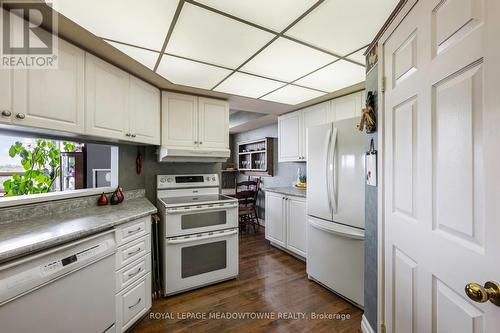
<box><xmin>132</xmin><ymin>229</ymin><xmax>362</xmax><ymax>333</ymax></box>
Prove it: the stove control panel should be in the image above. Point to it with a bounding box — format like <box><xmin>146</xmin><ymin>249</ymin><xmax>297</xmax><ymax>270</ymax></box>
<box><xmin>157</xmin><ymin>174</ymin><xmax>219</xmax><ymax>189</ymax></box>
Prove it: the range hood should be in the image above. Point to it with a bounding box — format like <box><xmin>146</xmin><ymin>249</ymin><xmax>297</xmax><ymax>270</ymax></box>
<box><xmin>158</xmin><ymin>147</ymin><xmax>230</xmax><ymax>163</ymax></box>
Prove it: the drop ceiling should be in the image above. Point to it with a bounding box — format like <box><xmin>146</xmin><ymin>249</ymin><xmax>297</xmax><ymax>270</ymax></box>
<box><xmin>54</xmin><ymin>0</ymin><xmax>398</xmax><ymax>106</ymax></box>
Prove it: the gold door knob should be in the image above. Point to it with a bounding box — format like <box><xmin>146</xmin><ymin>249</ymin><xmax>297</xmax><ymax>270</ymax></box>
<box><xmin>465</xmin><ymin>281</ymin><xmax>500</xmax><ymax>306</ymax></box>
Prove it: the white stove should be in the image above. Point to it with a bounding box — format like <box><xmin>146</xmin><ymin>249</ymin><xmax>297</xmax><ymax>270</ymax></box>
<box><xmin>157</xmin><ymin>174</ymin><xmax>239</xmax><ymax>296</ymax></box>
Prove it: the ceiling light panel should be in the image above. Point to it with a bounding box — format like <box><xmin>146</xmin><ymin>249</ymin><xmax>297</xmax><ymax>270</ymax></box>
<box><xmin>261</xmin><ymin>85</ymin><xmax>325</xmax><ymax>105</ymax></box>
<box><xmin>194</xmin><ymin>0</ymin><xmax>317</xmax><ymax>31</ymax></box>
<box><xmin>215</xmin><ymin>72</ymin><xmax>285</xmax><ymax>98</ymax></box>
<box><xmin>295</xmin><ymin>60</ymin><xmax>365</xmax><ymax>92</ymax></box>
<box><xmin>240</xmin><ymin>37</ymin><xmax>336</xmax><ymax>82</ymax></box>
<box><xmin>347</xmin><ymin>48</ymin><xmax>367</xmax><ymax>65</ymax></box>
<box><xmin>286</xmin><ymin>0</ymin><xmax>399</xmax><ymax>56</ymax></box>
<box><xmin>106</xmin><ymin>41</ymin><xmax>159</xmax><ymax>69</ymax></box>
<box><xmin>54</xmin><ymin>0</ymin><xmax>179</xmax><ymax>51</ymax></box>
<box><xmin>156</xmin><ymin>55</ymin><xmax>232</xmax><ymax>90</ymax></box>
<box><xmin>166</xmin><ymin>3</ymin><xmax>275</xmax><ymax>69</ymax></box>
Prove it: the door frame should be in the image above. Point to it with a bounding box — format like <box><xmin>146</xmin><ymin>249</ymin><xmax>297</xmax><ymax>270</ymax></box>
<box><xmin>375</xmin><ymin>1</ymin><xmax>419</xmax><ymax>332</ymax></box>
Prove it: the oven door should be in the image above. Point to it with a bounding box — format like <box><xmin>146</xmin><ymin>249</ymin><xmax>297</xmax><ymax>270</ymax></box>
<box><xmin>164</xmin><ymin>228</ymin><xmax>238</xmax><ymax>296</ymax></box>
<box><xmin>164</xmin><ymin>203</ymin><xmax>238</xmax><ymax>237</ymax></box>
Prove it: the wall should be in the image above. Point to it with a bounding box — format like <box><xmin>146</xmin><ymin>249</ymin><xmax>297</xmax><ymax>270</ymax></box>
<box><xmin>363</xmin><ymin>61</ymin><xmax>379</xmax><ymax>331</ymax></box>
<box><xmin>230</xmin><ymin>123</ymin><xmax>306</xmax><ymax>220</ymax></box>
<box><xmin>118</xmin><ymin>145</ymin><xmax>221</xmax><ymax>203</ymax></box>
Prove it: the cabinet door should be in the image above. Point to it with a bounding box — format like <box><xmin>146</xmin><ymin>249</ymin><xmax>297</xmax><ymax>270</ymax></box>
<box><xmin>331</xmin><ymin>92</ymin><xmax>360</xmax><ymax>121</ymax></box>
<box><xmin>302</xmin><ymin>101</ymin><xmax>330</xmax><ymax>160</ymax></box>
<box><xmin>278</xmin><ymin>111</ymin><xmax>302</xmax><ymax>162</ymax></box>
<box><xmin>198</xmin><ymin>97</ymin><xmax>229</xmax><ymax>149</ymax></box>
<box><xmin>129</xmin><ymin>76</ymin><xmax>160</xmax><ymax>145</ymax></box>
<box><xmin>286</xmin><ymin>197</ymin><xmax>307</xmax><ymax>257</ymax></box>
<box><xmin>0</xmin><ymin>68</ymin><xmax>12</xmax><ymax>124</ymax></box>
<box><xmin>85</xmin><ymin>53</ymin><xmax>130</xmax><ymax>140</ymax></box>
<box><xmin>12</xmin><ymin>37</ymin><xmax>85</xmax><ymax>133</ymax></box>
<box><xmin>265</xmin><ymin>192</ymin><xmax>286</xmax><ymax>247</ymax></box>
<box><xmin>161</xmin><ymin>92</ymin><xmax>198</xmax><ymax>148</ymax></box>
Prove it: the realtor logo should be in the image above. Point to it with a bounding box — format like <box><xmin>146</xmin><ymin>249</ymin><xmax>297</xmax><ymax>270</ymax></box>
<box><xmin>1</xmin><ymin>0</ymin><xmax>58</xmax><ymax>69</ymax></box>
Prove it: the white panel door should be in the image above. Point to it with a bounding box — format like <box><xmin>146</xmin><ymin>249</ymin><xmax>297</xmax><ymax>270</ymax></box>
<box><xmin>383</xmin><ymin>0</ymin><xmax>500</xmax><ymax>332</ymax></box>
<box><xmin>286</xmin><ymin>196</ymin><xmax>307</xmax><ymax>257</ymax></box>
<box><xmin>161</xmin><ymin>92</ymin><xmax>198</xmax><ymax>148</ymax></box>
<box><xmin>85</xmin><ymin>54</ymin><xmax>129</xmax><ymax>140</ymax></box>
<box><xmin>197</xmin><ymin>97</ymin><xmax>229</xmax><ymax>149</ymax></box>
<box><xmin>129</xmin><ymin>76</ymin><xmax>160</xmax><ymax>145</ymax></box>
<box><xmin>265</xmin><ymin>192</ymin><xmax>286</xmax><ymax>247</ymax></box>
<box><xmin>278</xmin><ymin>111</ymin><xmax>302</xmax><ymax>162</ymax></box>
<box><xmin>12</xmin><ymin>37</ymin><xmax>85</xmax><ymax>133</ymax></box>
<box><xmin>302</xmin><ymin>101</ymin><xmax>330</xmax><ymax>160</ymax></box>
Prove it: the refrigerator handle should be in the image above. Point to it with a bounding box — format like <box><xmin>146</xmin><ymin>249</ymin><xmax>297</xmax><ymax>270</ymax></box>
<box><xmin>331</xmin><ymin>128</ymin><xmax>338</xmax><ymax>213</ymax></box>
<box><xmin>309</xmin><ymin>218</ymin><xmax>364</xmax><ymax>240</ymax></box>
<box><xmin>325</xmin><ymin>127</ymin><xmax>333</xmax><ymax>214</ymax></box>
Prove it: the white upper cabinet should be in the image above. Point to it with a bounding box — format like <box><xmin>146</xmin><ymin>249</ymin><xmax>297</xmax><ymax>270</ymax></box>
<box><xmin>85</xmin><ymin>53</ymin><xmax>130</xmax><ymax>140</ymax></box>
<box><xmin>278</xmin><ymin>91</ymin><xmax>364</xmax><ymax>162</ymax></box>
<box><xmin>278</xmin><ymin>111</ymin><xmax>302</xmax><ymax>162</ymax></box>
<box><xmin>161</xmin><ymin>92</ymin><xmax>198</xmax><ymax>148</ymax></box>
<box><xmin>129</xmin><ymin>76</ymin><xmax>160</xmax><ymax>145</ymax></box>
<box><xmin>161</xmin><ymin>92</ymin><xmax>229</xmax><ymax>151</ymax></box>
<box><xmin>197</xmin><ymin>97</ymin><xmax>229</xmax><ymax>149</ymax></box>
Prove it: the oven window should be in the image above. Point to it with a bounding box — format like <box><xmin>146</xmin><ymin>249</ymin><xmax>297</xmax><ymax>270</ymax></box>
<box><xmin>181</xmin><ymin>241</ymin><xmax>227</xmax><ymax>278</ymax></box>
<box><xmin>181</xmin><ymin>211</ymin><xmax>227</xmax><ymax>229</ymax></box>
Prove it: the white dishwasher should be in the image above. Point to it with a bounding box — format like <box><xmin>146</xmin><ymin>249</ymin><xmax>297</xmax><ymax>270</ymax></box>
<box><xmin>0</xmin><ymin>230</ymin><xmax>116</xmax><ymax>333</ymax></box>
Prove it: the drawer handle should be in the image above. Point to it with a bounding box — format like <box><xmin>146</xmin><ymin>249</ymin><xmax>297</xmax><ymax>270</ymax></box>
<box><xmin>127</xmin><ymin>267</ymin><xmax>142</xmax><ymax>278</ymax></box>
<box><xmin>127</xmin><ymin>227</ymin><xmax>142</xmax><ymax>234</ymax></box>
<box><xmin>128</xmin><ymin>297</ymin><xmax>142</xmax><ymax>309</ymax></box>
<box><xmin>127</xmin><ymin>247</ymin><xmax>142</xmax><ymax>256</ymax></box>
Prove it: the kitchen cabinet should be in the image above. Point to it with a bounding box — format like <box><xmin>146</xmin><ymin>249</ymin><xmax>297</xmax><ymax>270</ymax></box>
<box><xmin>265</xmin><ymin>191</ymin><xmax>307</xmax><ymax>257</ymax></box>
<box><xmin>265</xmin><ymin>191</ymin><xmax>286</xmax><ymax>247</ymax></box>
<box><xmin>161</xmin><ymin>92</ymin><xmax>229</xmax><ymax>150</ymax></box>
<box><xmin>278</xmin><ymin>91</ymin><xmax>364</xmax><ymax>162</ymax></box>
<box><xmin>86</xmin><ymin>54</ymin><xmax>160</xmax><ymax>144</ymax></box>
<box><xmin>0</xmin><ymin>37</ymin><xmax>85</xmax><ymax>133</ymax></box>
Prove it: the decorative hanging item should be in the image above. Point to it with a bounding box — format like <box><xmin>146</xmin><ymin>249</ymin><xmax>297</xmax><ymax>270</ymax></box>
<box><xmin>358</xmin><ymin>91</ymin><xmax>377</xmax><ymax>133</ymax></box>
<box><xmin>136</xmin><ymin>150</ymin><xmax>143</xmax><ymax>175</ymax></box>
<box><xmin>366</xmin><ymin>139</ymin><xmax>377</xmax><ymax>187</ymax></box>
<box><xmin>97</xmin><ymin>193</ymin><xmax>109</xmax><ymax>206</ymax></box>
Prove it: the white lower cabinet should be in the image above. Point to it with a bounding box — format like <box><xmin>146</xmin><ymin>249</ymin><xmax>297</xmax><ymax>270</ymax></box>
<box><xmin>265</xmin><ymin>191</ymin><xmax>307</xmax><ymax>257</ymax></box>
<box><xmin>114</xmin><ymin>217</ymin><xmax>152</xmax><ymax>332</ymax></box>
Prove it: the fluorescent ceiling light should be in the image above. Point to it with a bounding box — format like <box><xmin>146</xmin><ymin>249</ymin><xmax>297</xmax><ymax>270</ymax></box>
<box><xmin>194</xmin><ymin>0</ymin><xmax>317</xmax><ymax>31</ymax></box>
<box><xmin>156</xmin><ymin>55</ymin><xmax>232</xmax><ymax>89</ymax></box>
<box><xmin>106</xmin><ymin>41</ymin><xmax>159</xmax><ymax>69</ymax></box>
<box><xmin>261</xmin><ymin>85</ymin><xmax>325</xmax><ymax>105</ymax></box>
<box><xmin>286</xmin><ymin>0</ymin><xmax>399</xmax><ymax>55</ymax></box>
<box><xmin>241</xmin><ymin>37</ymin><xmax>336</xmax><ymax>82</ymax></box>
<box><xmin>54</xmin><ymin>0</ymin><xmax>178</xmax><ymax>51</ymax></box>
<box><xmin>215</xmin><ymin>72</ymin><xmax>285</xmax><ymax>98</ymax></box>
<box><xmin>166</xmin><ymin>2</ymin><xmax>275</xmax><ymax>68</ymax></box>
<box><xmin>295</xmin><ymin>60</ymin><xmax>366</xmax><ymax>92</ymax></box>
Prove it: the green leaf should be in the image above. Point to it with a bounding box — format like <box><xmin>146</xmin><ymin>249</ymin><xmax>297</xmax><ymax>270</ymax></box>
<box><xmin>8</xmin><ymin>146</ymin><xmax>16</xmax><ymax>157</ymax></box>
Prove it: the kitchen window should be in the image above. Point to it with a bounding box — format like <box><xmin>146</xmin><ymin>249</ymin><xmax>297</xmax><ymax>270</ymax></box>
<box><xmin>0</xmin><ymin>132</ymin><xmax>119</xmax><ymax>200</ymax></box>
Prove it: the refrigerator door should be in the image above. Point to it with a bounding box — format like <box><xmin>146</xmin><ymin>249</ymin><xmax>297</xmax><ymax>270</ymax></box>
<box><xmin>306</xmin><ymin>123</ymin><xmax>335</xmax><ymax>222</ymax></box>
<box><xmin>331</xmin><ymin>118</ymin><xmax>366</xmax><ymax>229</ymax></box>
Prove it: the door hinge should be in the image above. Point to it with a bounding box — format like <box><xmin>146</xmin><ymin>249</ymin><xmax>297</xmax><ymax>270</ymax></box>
<box><xmin>381</xmin><ymin>77</ymin><xmax>386</xmax><ymax>93</ymax></box>
<box><xmin>381</xmin><ymin>323</ymin><xmax>387</xmax><ymax>333</ymax></box>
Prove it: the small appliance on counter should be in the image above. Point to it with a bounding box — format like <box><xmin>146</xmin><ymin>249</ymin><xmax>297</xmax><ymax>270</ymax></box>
<box><xmin>156</xmin><ymin>174</ymin><xmax>239</xmax><ymax>296</ymax></box>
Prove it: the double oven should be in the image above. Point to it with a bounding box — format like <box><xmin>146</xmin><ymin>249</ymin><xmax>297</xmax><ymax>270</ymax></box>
<box><xmin>157</xmin><ymin>174</ymin><xmax>239</xmax><ymax>296</ymax></box>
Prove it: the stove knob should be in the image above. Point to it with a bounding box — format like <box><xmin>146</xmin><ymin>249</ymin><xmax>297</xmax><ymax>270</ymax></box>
<box><xmin>212</xmin><ymin>177</ymin><xmax>216</xmax><ymax>181</ymax></box>
<box><xmin>160</xmin><ymin>178</ymin><xmax>166</xmax><ymax>183</ymax></box>
<box><xmin>206</xmin><ymin>176</ymin><xmax>210</xmax><ymax>181</ymax></box>
<box><xmin>167</xmin><ymin>177</ymin><xmax>173</xmax><ymax>182</ymax></box>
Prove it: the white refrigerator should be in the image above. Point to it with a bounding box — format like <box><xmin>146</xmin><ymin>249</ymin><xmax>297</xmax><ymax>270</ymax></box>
<box><xmin>306</xmin><ymin>118</ymin><xmax>365</xmax><ymax>307</ymax></box>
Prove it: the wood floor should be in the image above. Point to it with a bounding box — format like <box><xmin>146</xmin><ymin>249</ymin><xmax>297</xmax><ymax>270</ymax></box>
<box><xmin>132</xmin><ymin>229</ymin><xmax>362</xmax><ymax>333</ymax></box>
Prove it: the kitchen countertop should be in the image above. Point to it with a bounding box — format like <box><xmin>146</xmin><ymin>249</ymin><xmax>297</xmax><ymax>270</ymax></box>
<box><xmin>0</xmin><ymin>197</ymin><xmax>157</xmax><ymax>264</ymax></box>
<box><xmin>264</xmin><ymin>186</ymin><xmax>307</xmax><ymax>198</ymax></box>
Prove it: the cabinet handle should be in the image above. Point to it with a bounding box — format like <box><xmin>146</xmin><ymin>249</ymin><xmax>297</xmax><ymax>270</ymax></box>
<box><xmin>127</xmin><ymin>267</ymin><xmax>142</xmax><ymax>278</ymax></box>
<box><xmin>127</xmin><ymin>247</ymin><xmax>142</xmax><ymax>256</ymax></box>
<box><xmin>194</xmin><ymin>141</ymin><xmax>198</xmax><ymax>144</ymax></box>
<box><xmin>128</xmin><ymin>297</ymin><xmax>142</xmax><ymax>309</ymax></box>
<box><xmin>127</xmin><ymin>227</ymin><xmax>142</xmax><ymax>234</ymax></box>
<box><xmin>1</xmin><ymin>110</ymin><xmax>11</xmax><ymax>117</ymax></box>
<box><xmin>125</xmin><ymin>133</ymin><xmax>131</xmax><ymax>137</ymax></box>
<box><xmin>199</xmin><ymin>141</ymin><xmax>203</xmax><ymax>144</ymax></box>
<box><xmin>131</xmin><ymin>134</ymin><xmax>137</xmax><ymax>138</ymax></box>
<box><xmin>15</xmin><ymin>113</ymin><xmax>25</xmax><ymax>120</ymax></box>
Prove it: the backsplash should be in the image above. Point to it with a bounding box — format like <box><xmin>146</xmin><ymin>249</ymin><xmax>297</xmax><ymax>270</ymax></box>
<box><xmin>0</xmin><ymin>189</ymin><xmax>145</xmax><ymax>225</ymax></box>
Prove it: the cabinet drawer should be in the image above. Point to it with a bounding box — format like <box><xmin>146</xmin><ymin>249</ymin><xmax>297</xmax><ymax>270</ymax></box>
<box><xmin>116</xmin><ymin>253</ymin><xmax>151</xmax><ymax>292</ymax></box>
<box><xmin>116</xmin><ymin>272</ymin><xmax>152</xmax><ymax>332</ymax></box>
<box><xmin>115</xmin><ymin>216</ymin><xmax>151</xmax><ymax>246</ymax></box>
<box><xmin>116</xmin><ymin>235</ymin><xmax>151</xmax><ymax>270</ymax></box>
